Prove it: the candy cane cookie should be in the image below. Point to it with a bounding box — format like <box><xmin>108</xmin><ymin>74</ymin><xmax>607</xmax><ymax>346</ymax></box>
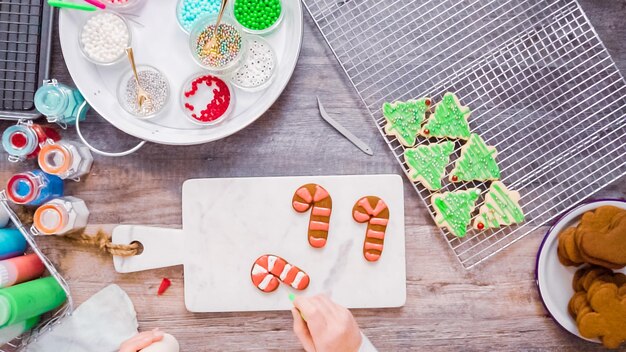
<box><xmin>250</xmin><ymin>254</ymin><xmax>310</xmax><ymax>293</ymax></box>
<box><xmin>292</xmin><ymin>184</ymin><xmax>332</xmax><ymax>248</ymax></box>
<box><xmin>352</xmin><ymin>196</ymin><xmax>390</xmax><ymax>262</ymax></box>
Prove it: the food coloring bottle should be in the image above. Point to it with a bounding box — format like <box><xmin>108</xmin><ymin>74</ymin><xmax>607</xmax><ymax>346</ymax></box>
<box><xmin>34</xmin><ymin>79</ymin><xmax>88</xmax><ymax>125</ymax></box>
<box><xmin>0</xmin><ymin>276</ymin><xmax>66</xmax><ymax>328</ymax></box>
<box><xmin>33</xmin><ymin>197</ymin><xmax>89</xmax><ymax>236</ymax></box>
<box><xmin>0</xmin><ymin>254</ymin><xmax>46</xmax><ymax>288</ymax></box>
<box><xmin>0</xmin><ymin>315</ymin><xmax>39</xmax><ymax>345</ymax></box>
<box><xmin>0</xmin><ymin>229</ymin><xmax>27</xmax><ymax>261</ymax></box>
<box><xmin>1</xmin><ymin>122</ymin><xmax>61</xmax><ymax>162</ymax></box>
<box><xmin>38</xmin><ymin>140</ymin><xmax>94</xmax><ymax>180</ymax></box>
<box><xmin>6</xmin><ymin>170</ymin><xmax>64</xmax><ymax>206</ymax></box>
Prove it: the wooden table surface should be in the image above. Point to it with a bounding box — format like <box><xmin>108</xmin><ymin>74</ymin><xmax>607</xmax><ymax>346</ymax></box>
<box><xmin>1</xmin><ymin>1</ymin><xmax>626</xmax><ymax>351</ymax></box>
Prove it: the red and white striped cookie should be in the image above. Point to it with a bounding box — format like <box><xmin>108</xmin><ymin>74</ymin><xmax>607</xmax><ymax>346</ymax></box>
<box><xmin>292</xmin><ymin>183</ymin><xmax>332</xmax><ymax>248</ymax></box>
<box><xmin>250</xmin><ymin>254</ymin><xmax>310</xmax><ymax>293</ymax></box>
<box><xmin>352</xmin><ymin>196</ymin><xmax>390</xmax><ymax>262</ymax></box>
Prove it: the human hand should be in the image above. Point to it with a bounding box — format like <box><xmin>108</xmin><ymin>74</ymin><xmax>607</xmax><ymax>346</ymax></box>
<box><xmin>119</xmin><ymin>328</ymin><xmax>164</xmax><ymax>352</ymax></box>
<box><xmin>291</xmin><ymin>294</ymin><xmax>362</xmax><ymax>352</ymax></box>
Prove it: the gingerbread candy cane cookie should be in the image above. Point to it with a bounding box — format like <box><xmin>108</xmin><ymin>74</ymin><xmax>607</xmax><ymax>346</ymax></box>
<box><xmin>353</xmin><ymin>196</ymin><xmax>390</xmax><ymax>262</ymax></box>
<box><xmin>251</xmin><ymin>254</ymin><xmax>310</xmax><ymax>293</ymax></box>
<box><xmin>292</xmin><ymin>184</ymin><xmax>332</xmax><ymax>248</ymax></box>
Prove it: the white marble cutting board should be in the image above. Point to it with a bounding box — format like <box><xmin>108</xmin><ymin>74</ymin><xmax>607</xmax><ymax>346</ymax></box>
<box><xmin>112</xmin><ymin>175</ymin><xmax>406</xmax><ymax>312</ymax></box>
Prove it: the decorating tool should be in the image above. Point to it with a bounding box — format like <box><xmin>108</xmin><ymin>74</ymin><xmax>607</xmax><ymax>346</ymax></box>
<box><xmin>317</xmin><ymin>97</ymin><xmax>373</xmax><ymax>156</ymax></box>
<box><xmin>204</xmin><ymin>0</ymin><xmax>229</xmax><ymax>56</ymax></box>
<box><xmin>84</xmin><ymin>0</ymin><xmax>106</xmax><ymax>9</ymax></box>
<box><xmin>47</xmin><ymin>0</ymin><xmax>97</xmax><ymax>11</ymax></box>
<box><xmin>288</xmin><ymin>293</ymin><xmax>306</xmax><ymax>321</ymax></box>
<box><xmin>125</xmin><ymin>48</ymin><xmax>153</xmax><ymax>114</ymax></box>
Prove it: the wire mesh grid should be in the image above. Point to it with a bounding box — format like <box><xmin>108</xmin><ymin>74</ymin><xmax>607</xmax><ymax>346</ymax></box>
<box><xmin>302</xmin><ymin>0</ymin><xmax>626</xmax><ymax>268</ymax></box>
<box><xmin>0</xmin><ymin>192</ymin><xmax>73</xmax><ymax>351</ymax></box>
<box><xmin>0</xmin><ymin>0</ymin><xmax>52</xmax><ymax>120</ymax></box>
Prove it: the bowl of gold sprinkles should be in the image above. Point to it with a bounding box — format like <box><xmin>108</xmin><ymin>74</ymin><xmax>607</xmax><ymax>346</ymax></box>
<box><xmin>188</xmin><ymin>14</ymin><xmax>247</xmax><ymax>74</ymax></box>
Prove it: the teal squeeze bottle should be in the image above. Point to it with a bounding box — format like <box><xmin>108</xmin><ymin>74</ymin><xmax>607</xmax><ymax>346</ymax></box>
<box><xmin>0</xmin><ymin>277</ymin><xmax>66</xmax><ymax>328</ymax></box>
<box><xmin>34</xmin><ymin>79</ymin><xmax>88</xmax><ymax>125</ymax></box>
<box><xmin>0</xmin><ymin>229</ymin><xmax>27</xmax><ymax>260</ymax></box>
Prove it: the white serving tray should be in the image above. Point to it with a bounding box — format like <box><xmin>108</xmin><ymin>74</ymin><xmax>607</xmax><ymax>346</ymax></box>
<box><xmin>536</xmin><ymin>199</ymin><xmax>626</xmax><ymax>344</ymax></box>
<box><xmin>58</xmin><ymin>1</ymin><xmax>303</xmax><ymax>145</ymax></box>
<box><xmin>112</xmin><ymin>175</ymin><xmax>407</xmax><ymax>312</ymax></box>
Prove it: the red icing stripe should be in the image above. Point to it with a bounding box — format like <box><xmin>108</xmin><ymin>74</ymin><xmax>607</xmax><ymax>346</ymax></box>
<box><xmin>312</xmin><ymin>206</ymin><xmax>331</xmax><ymax>217</ymax></box>
<box><xmin>364</xmin><ymin>252</ymin><xmax>381</xmax><ymax>261</ymax></box>
<box><xmin>295</xmin><ymin>275</ymin><xmax>310</xmax><ymax>290</ymax></box>
<box><xmin>364</xmin><ymin>242</ymin><xmax>384</xmax><ymax>251</ymax></box>
<box><xmin>295</xmin><ymin>187</ymin><xmax>313</xmax><ymax>203</ymax></box>
<box><xmin>366</xmin><ymin>229</ymin><xmax>386</xmax><ymax>240</ymax></box>
<box><xmin>370</xmin><ymin>217</ymin><xmax>389</xmax><ymax>226</ymax></box>
<box><xmin>309</xmin><ymin>221</ymin><xmax>330</xmax><ymax>231</ymax></box>
<box><xmin>309</xmin><ymin>237</ymin><xmax>326</xmax><ymax>248</ymax></box>
<box><xmin>313</xmin><ymin>185</ymin><xmax>330</xmax><ymax>202</ymax></box>
<box><xmin>293</xmin><ymin>201</ymin><xmax>310</xmax><ymax>212</ymax></box>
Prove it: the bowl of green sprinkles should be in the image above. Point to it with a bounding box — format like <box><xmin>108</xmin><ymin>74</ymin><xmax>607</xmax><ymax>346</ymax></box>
<box><xmin>232</xmin><ymin>0</ymin><xmax>284</xmax><ymax>35</ymax></box>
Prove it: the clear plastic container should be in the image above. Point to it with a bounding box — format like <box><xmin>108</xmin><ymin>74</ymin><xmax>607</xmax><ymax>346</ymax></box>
<box><xmin>78</xmin><ymin>11</ymin><xmax>132</xmax><ymax>66</ymax></box>
<box><xmin>176</xmin><ymin>0</ymin><xmax>222</xmax><ymax>34</ymax></box>
<box><xmin>180</xmin><ymin>72</ymin><xmax>235</xmax><ymax>126</ymax></box>
<box><xmin>231</xmin><ymin>0</ymin><xmax>284</xmax><ymax>35</ymax></box>
<box><xmin>101</xmin><ymin>0</ymin><xmax>146</xmax><ymax>12</ymax></box>
<box><xmin>117</xmin><ymin>65</ymin><xmax>170</xmax><ymax>120</ymax></box>
<box><xmin>188</xmin><ymin>13</ymin><xmax>247</xmax><ymax>75</ymax></box>
<box><xmin>230</xmin><ymin>36</ymin><xmax>277</xmax><ymax>92</ymax></box>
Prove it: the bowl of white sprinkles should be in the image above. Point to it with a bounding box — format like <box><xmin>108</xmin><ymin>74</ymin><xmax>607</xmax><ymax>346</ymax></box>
<box><xmin>117</xmin><ymin>65</ymin><xmax>170</xmax><ymax>120</ymax></box>
<box><xmin>230</xmin><ymin>36</ymin><xmax>276</xmax><ymax>91</ymax></box>
<box><xmin>79</xmin><ymin>11</ymin><xmax>132</xmax><ymax>65</ymax></box>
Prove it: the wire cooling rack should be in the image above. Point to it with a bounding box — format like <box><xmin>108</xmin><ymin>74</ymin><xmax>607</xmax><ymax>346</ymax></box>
<box><xmin>302</xmin><ymin>0</ymin><xmax>626</xmax><ymax>268</ymax></box>
<box><xmin>0</xmin><ymin>0</ymin><xmax>53</xmax><ymax>120</ymax></box>
<box><xmin>0</xmin><ymin>192</ymin><xmax>73</xmax><ymax>351</ymax></box>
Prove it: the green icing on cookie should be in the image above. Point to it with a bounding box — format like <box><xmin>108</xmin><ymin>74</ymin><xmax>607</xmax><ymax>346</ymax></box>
<box><xmin>383</xmin><ymin>98</ymin><xmax>430</xmax><ymax>146</ymax></box>
<box><xmin>421</xmin><ymin>92</ymin><xmax>471</xmax><ymax>139</ymax></box>
<box><xmin>476</xmin><ymin>182</ymin><xmax>524</xmax><ymax>229</ymax></box>
<box><xmin>404</xmin><ymin>141</ymin><xmax>455</xmax><ymax>190</ymax></box>
<box><xmin>433</xmin><ymin>189</ymin><xmax>481</xmax><ymax>238</ymax></box>
<box><xmin>451</xmin><ymin>133</ymin><xmax>500</xmax><ymax>182</ymax></box>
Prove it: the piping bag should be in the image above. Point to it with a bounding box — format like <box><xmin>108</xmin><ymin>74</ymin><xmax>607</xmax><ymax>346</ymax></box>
<box><xmin>24</xmin><ymin>284</ymin><xmax>138</xmax><ymax>352</ymax></box>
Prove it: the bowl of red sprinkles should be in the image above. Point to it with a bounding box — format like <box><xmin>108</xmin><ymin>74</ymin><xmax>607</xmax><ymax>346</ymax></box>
<box><xmin>181</xmin><ymin>72</ymin><xmax>234</xmax><ymax>126</ymax></box>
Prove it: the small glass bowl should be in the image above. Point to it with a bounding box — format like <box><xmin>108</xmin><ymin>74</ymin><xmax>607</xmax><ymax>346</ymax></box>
<box><xmin>230</xmin><ymin>36</ymin><xmax>277</xmax><ymax>92</ymax></box>
<box><xmin>117</xmin><ymin>65</ymin><xmax>170</xmax><ymax>120</ymax></box>
<box><xmin>101</xmin><ymin>0</ymin><xmax>146</xmax><ymax>12</ymax></box>
<box><xmin>180</xmin><ymin>72</ymin><xmax>235</xmax><ymax>126</ymax></box>
<box><xmin>231</xmin><ymin>0</ymin><xmax>284</xmax><ymax>36</ymax></box>
<box><xmin>176</xmin><ymin>0</ymin><xmax>222</xmax><ymax>34</ymax></box>
<box><xmin>188</xmin><ymin>13</ymin><xmax>247</xmax><ymax>75</ymax></box>
<box><xmin>78</xmin><ymin>11</ymin><xmax>132</xmax><ymax>66</ymax></box>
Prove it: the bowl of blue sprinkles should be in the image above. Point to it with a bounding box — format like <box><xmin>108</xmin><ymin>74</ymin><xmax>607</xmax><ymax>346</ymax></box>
<box><xmin>177</xmin><ymin>0</ymin><xmax>223</xmax><ymax>34</ymax></box>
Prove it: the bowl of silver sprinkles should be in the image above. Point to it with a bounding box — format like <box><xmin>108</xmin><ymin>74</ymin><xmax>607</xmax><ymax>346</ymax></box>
<box><xmin>117</xmin><ymin>65</ymin><xmax>170</xmax><ymax>119</ymax></box>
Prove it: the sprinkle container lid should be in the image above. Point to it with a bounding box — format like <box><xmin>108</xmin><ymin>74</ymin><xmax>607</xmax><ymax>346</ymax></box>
<box><xmin>34</xmin><ymin>203</ymin><xmax>67</xmax><ymax>235</ymax></box>
<box><xmin>1</xmin><ymin>125</ymin><xmax>39</xmax><ymax>158</ymax></box>
<box><xmin>7</xmin><ymin>174</ymin><xmax>37</xmax><ymax>205</ymax></box>
<box><xmin>38</xmin><ymin>142</ymin><xmax>72</xmax><ymax>176</ymax></box>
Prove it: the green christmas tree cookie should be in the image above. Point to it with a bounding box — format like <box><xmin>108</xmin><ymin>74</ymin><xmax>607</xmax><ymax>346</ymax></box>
<box><xmin>420</xmin><ymin>92</ymin><xmax>471</xmax><ymax>140</ymax></box>
<box><xmin>473</xmin><ymin>181</ymin><xmax>524</xmax><ymax>230</ymax></box>
<box><xmin>404</xmin><ymin>141</ymin><xmax>455</xmax><ymax>191</ymax></box>
<box><xmin>383</xmin><ymin>98</ymin><xmax>431</xmax><ymax>146</ymax></box>
<box><xmin>432</xmin><ymin>188</ymin><xmax>481</xmax><ymax>238</ymax></box>
<box><xmin>450</xmin><ymin>133</ymin><xmax>500</xmax><ymax>182</ymax></box>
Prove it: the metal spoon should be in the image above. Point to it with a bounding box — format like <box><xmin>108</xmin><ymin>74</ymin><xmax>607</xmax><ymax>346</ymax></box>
<box><xmin>125</xmin><ymin>47</ymin><xmax>152</xmax><ymax>113</ymax></box>
<box><xmin>203</xmin><ymin>0</ymin><xmax>229</xmax><ymax>56</ymax></box>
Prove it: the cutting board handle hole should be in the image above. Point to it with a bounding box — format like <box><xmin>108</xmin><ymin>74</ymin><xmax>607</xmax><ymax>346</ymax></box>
<box><xmin>130</xmin><ymin>241</ymin><xmax>144</xmax><ymax>256</ymax></box>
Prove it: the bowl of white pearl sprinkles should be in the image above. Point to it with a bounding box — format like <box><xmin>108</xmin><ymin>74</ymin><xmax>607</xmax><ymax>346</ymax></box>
<box><xmin>117</xmin><ymin>65</ymin><xmax>170</xmax><ymax>119</ymax></box>
<box><xmin>79</xmin><ymin>11</ymin><xmax>132</xmax><ymax>65</ymax></box>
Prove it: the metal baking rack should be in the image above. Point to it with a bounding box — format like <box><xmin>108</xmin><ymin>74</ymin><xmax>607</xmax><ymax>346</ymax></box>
<box><xmin>0</xmin><ymin>0</ymin><xmax>53</xmax><ymax>120</ymax></box>
<box><xmin>302</xmin><ymin>0</ymin><xmax>626</xmax><ymax>268</ymax></box>
<box><xmin>0</xmin><ymin>192</ymin><xmax>73</xmax><ymax>351</ymax></box>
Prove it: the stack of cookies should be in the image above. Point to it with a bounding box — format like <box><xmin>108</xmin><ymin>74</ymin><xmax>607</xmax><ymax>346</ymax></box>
<box><xmin>569</xmin><ymin>267</ymin><xmax>626</xmax><ymax>349</ymax></box>
<box><xmin>558</xmin><ymin>206</ymin><xmax>626</xmax><ymax>269</ymax></box>
<box><xmin>557</xmin><ymin>205</ymin><xmax>626</xmax><ymax>349</ymax></box>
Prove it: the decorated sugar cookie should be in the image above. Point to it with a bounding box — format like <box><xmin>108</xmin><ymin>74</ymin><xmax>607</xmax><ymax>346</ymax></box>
<box><xmin>432</xmin><ymin>188</ymin><xmax>481</xmax><ymax>238</ymax></box>
<box><xmin>450</xmin><ymin>133</ymin><xmax>500</xmax><ymax>182</ymax></box>
<box><xmin>251</xmin><ymin>254</ymin><xmax>310</xmax><ymax>293</ymax></box>
<box><xmin>352</xmin><ymin>196</ymin><xmax>390</xmax><ymax>262</ymax></box>
<box><xmin>383</xmin><ymin>98</ymin><xmax>431</xmax><ymax>146</ymax></box>
<box><xmin>292</xmin><ymin>184</ymin><xmax>332</xmax><ymax>248</ymax></box>
<box><xmin>473</xmin><ymin>181</ymin><xmax>524</xmax><ymax>230</ymax></box>
<box><xmin>404</xmin><ymin>141</ymin><xmax>455</xmax><ymax>190</ymax></box>
<box><xmin>420</xmin><ymin>92</ymin><xmax>471</xmax><ymax>140</ymax></box>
